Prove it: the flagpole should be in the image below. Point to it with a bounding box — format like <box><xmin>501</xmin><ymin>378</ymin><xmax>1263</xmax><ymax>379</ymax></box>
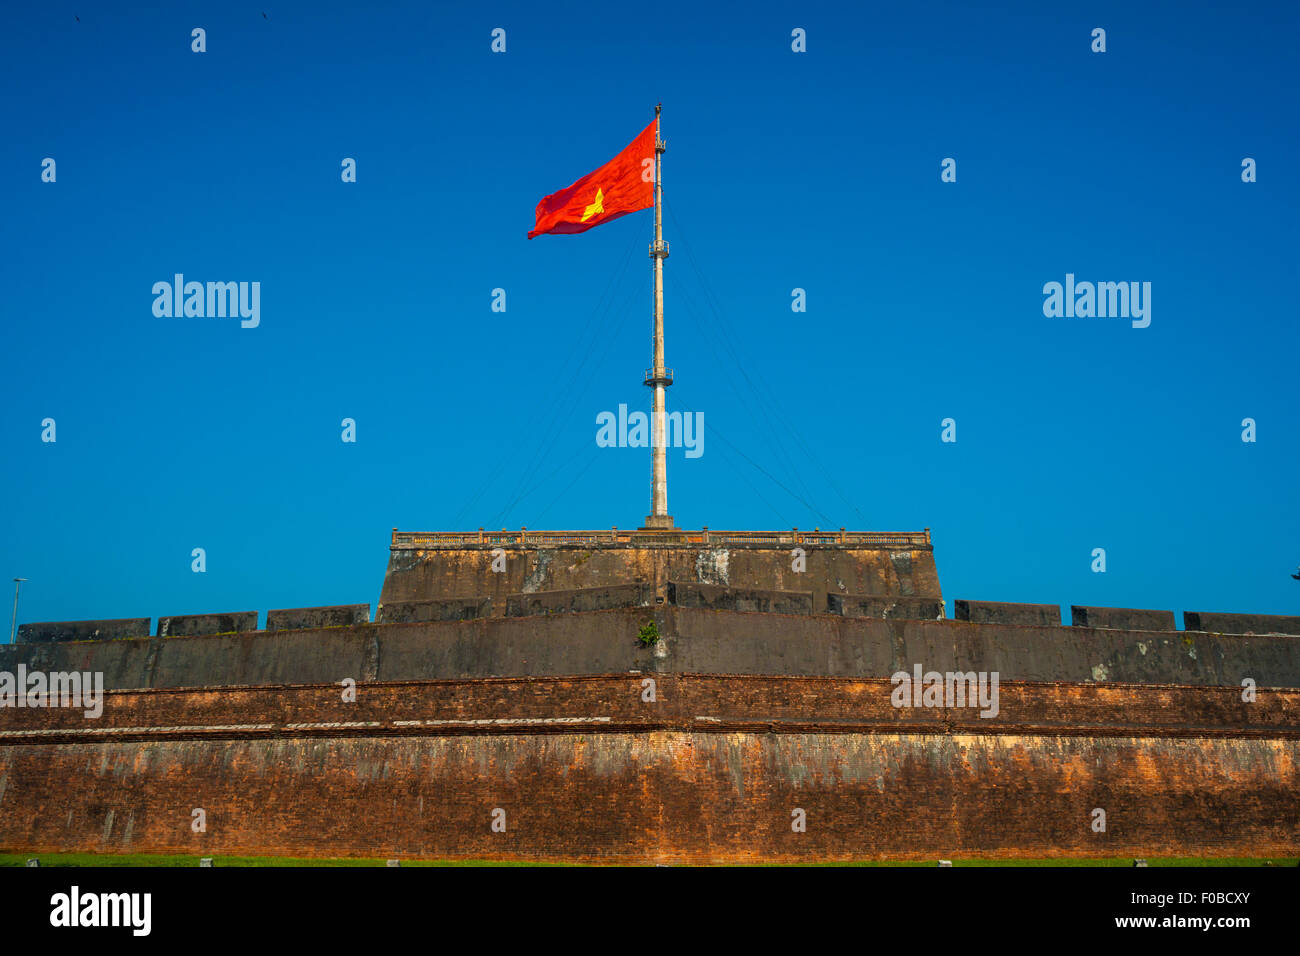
<box><xmin>643</xmin><ymin>103</ymin><xmax>674</xmax><ymax>529</ymax></box>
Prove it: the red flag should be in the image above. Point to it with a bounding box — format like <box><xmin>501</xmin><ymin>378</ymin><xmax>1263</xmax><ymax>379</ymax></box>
<box><xmin>527</xmin><ymin>119</ymin><xmax>655</xmax><ymax>239</ymax></box>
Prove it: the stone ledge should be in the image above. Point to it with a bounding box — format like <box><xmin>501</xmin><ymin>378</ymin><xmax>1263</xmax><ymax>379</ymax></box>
<box><xmin>1070</xmin><ymin>606</ymin><xmax>1175</xmax><ymax>631</ymax></box>
<box><xmin>15</xmin><ymin>618</ymin><xmax>151</xmax><ymax>643</ymax></box>
<box><xmin>828</xmin><ymin>595</ymin><xmax>945</xmax><ymax>620</ymax></box>
<box><xmin>669</xmin><ymin>582</ymin><xmax>813</xmax><ymax>614</ymax></box>
<box><xmin>157</xmin><ymin>612</ymin><xmax>259</xmax><ymax>638</ymax></box>
<box><xmin>955</xmin><ymin>601</ymin><xmax>1060</xmax><ymax>627</ymax></box>
<box><xmin>267</xmin><ymin>604</ymin><xmax>371</xmax><ymax>631</ymax></box>
<box><xmin>377</xmin><ymin>597</ymin><xmax>492</xmax><ymax>624</ymax></box>
<box><xmin>505</xmin><ymin>584</ymin><xmax>653</xmax><ymax>617</ymax></box>
<box><xmin>1184</xmin><ymin>612</ymin><xmax>1300</xmax><ymax>636</ymax></box>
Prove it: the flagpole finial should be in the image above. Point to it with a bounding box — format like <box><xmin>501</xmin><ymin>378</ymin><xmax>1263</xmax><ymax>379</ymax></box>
<box><xmin>655</xmin><ymin>102</ymin><xmax>661</xmax><ymax>116</ymax></box>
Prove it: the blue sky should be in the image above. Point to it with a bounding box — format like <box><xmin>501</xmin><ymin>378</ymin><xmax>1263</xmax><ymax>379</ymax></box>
<box><xmin>2</xmin><ymin>0</ymin><xmax>1297</xmax><ymax>630</ymax></box>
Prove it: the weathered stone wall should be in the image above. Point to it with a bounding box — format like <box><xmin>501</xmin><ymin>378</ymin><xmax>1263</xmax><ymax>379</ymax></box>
<box><xmin>157</xmin><ymin>612</ymin><xmax>259</xmax><ymax>637</ymax></box>
<box><xmin>1185</xmin><ymin>612</ymin><xmax>1300</xmax><ymax>636</ymax></box>
<box><xmin>1071</xmin><ymin>606</ymin><xmax>1176</xmax><ymax>631</ymax></box>
<box><xmin>955</xmin><ymin>601</ymin><xmax>1060</xmax><ymax>627</ymax></box>
<box><xmin>267</xmin><ymin>605</ymin><xmax>370</xmax><ymax>631</ymax></box>
<box><xmin>16</xmin><ymin>619</ymin><xmax>150</xmax><ymax>644</ymax></box>
<box><xmin>504</xmin><ymin>584</ymin><xmax>653</xmax><ymax>617</ymax></box>
<box><xmin>829</xmin><ymin>595</ymin><xmax>945</xmax><ymax>620</ymax></box>
<box><xmin>4</xmin><ymin>608</ymin><xmax>1299</xmax><ymax>690</ymax></box>
<box><xmin>10</xmin><ymin>535</ymin><xmax>1295</xmax><ymax>864</ymax></box>
<box><xmin>668</xmin><ymin>582</ymin><xmax>813</xmax><ymax>614</ymax></box>
<box><xmin>5</xmin><ymin>732</ymin><xmax>1293</xmax><ymax>863</ymax></box>
<box><xmin>377</xmin><ymin>597</ymin><xmax>493</xmax><ymax>624</ymax></box>
<box><xmin>3</xmin><ymin>675</ymin><xmax>1293</xmax><ymax>738</ymax></box>
<box><xmin>378</xmin><ymin>543</ymin><xmax>942</xmax><ymax>615</ymax></box>
<box><xmin>2</xmin><ymin>677</ymin><xmax>1296</xmax><ymax>862</ymax></box>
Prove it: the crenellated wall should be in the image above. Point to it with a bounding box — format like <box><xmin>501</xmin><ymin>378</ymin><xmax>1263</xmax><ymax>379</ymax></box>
<box><xmin>6</xmin><ymin>531</ymin><xmax>1297</xmax><ymax>864</ymax></box>
<box><xmin>4</xmin><ymin>607</ymin><xmax>1299</xmax><ymax>691</ymax></box>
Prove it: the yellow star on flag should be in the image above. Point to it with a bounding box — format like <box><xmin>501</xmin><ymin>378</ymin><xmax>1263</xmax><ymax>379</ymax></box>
<box><xmin>581</xmin><ymin>188</ymin><xmax>604</xmax><ymax>222</ymax></box>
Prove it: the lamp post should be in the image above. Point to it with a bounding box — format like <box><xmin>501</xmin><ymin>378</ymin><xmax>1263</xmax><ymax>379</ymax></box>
<box><xmin>10</xmin><ymin>578</ymin><xmax>27</xmax><ymax>644</ymax></box>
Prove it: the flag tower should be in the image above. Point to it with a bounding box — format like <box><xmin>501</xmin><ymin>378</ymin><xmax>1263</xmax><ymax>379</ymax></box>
<box><xmin>526</xmin><ymin>106</ymin><xmax>673</xmax><ymax>528</ymax></box>
<box><xmin>642</xmin><ymin>104</ymin><xmax>674</xmax><ymax>529</ymax></box>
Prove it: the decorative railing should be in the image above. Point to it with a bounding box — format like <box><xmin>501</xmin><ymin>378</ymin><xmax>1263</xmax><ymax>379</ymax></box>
<box><xmin>391</xmin><ymin>528</ymin><xmax>931</xmax><ymax>549</ymax></box>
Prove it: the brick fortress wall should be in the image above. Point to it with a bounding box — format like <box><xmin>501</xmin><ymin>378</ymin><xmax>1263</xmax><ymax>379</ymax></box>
<box><xmin>2</xmin><ymin>676</ymin><xmax>1296</xmax><ymax>862</ymax></box>
<box><xmin>6</xmin><ymin>530</ymin><xmax>1298</xmax><ymax>863</ymax></box>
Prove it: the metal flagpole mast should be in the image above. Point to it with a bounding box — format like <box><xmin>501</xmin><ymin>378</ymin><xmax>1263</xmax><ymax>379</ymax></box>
<box><xmin>10</xmin><ymin>578</ymin><xmax>27</xmax><ymax>644</ymax></box>
<box><xmin>643</xmin><ymin>103</ymin><xmax>674</xmax><ymax>529</ymax></box>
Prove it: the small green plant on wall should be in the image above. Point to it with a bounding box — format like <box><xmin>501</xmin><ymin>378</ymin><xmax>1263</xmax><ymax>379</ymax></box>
<box><xmin>638</xmin><ymin>620</ymin><xmax>660</xmax><ymax>646</ymax></box>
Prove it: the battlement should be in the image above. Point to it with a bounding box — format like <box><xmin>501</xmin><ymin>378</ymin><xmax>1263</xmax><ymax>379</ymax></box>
<box><xmin>7</xmin><ymin>606</ymin><xmax>1300</xmax><ymax>691</ymax></box>
<box><xmin>5</xmin><ymin>522</ymin><xmax>1300</xmax><ymax>865</ymax></box>
<box><xmin>15</xmin><ymin>597</ymin><xmax>1300</xmax><ymax>643</ymax></box>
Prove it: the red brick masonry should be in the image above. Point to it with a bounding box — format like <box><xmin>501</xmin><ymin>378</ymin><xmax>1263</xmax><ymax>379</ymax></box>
<box><xmin>2</xmin><ymin>675</ymin><xmax>1296</xmax><ymax>863</ymax></box>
